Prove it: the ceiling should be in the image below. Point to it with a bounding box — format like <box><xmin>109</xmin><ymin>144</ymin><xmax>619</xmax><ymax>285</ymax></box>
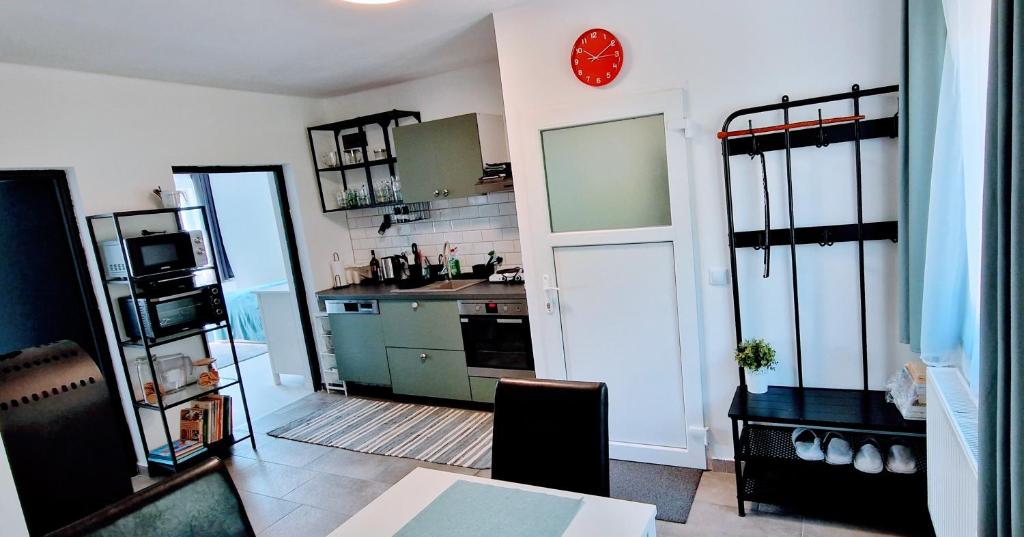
<box><xmin>0</xmin><ymin>0</ymin><xmax>522</xmax><ymax>97</ymax></box>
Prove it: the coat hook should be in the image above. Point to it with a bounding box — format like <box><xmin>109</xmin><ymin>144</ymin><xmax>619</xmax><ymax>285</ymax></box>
<box><xmin>818</xmin><ymin>229</ymin><xmax>832</xmax><ymax>247</ymax></box>
<box><xmin>747</xmin><ymin>119</ymin><xmax>760</xmax><ymax>158</ymax></box>
<box><xmin>815</xmin><ymin>109</ymin><xmax>829</xmax><ymax>148</ymax></box>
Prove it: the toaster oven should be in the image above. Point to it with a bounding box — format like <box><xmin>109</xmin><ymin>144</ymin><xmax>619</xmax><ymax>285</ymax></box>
<box><xmin>118</xmin><ymin>284</ymin><xmax>226</xmax><ymax>341</ymax></box>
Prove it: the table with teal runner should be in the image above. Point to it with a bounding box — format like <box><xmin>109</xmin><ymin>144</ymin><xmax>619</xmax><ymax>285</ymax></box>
<box><xmin>395</xmin><ymin>480</ymin><xmax>584</xmax><ymax>537</ymax></box>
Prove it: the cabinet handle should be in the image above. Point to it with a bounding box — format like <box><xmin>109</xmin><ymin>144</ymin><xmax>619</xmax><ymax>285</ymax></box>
<box><xmin>442</xmin><ymin>188</ymin><xmax>450</xmax><ymax>197</ymax></box>
<box><xmin>411</xmin><ymin>301</ymin><xmax>419</xmax><ymax>310</ymax></box>
<box><xmin>420</xmin><ymin>353</ymin><xmax>428</xmax><ymax>362</ymax></box>
<box><xmin>433</xmin><ymin>189</ymin><xmax>440</xmax><ymax>197</ymax></box>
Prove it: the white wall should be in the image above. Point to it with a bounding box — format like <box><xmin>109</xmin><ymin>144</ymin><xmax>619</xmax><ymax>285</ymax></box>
<box><xmin>0</xmin><ymin>62</ymin><xmax>350</xmax><ymax>465</ymax></box>
<box><xmin>0</xmin><ymin>436</ymin><xmax>29</xmax><ymax>537</ymax></box>
<box><xmin>208</xmin><ymin>172</ymin><xmax>289</xmax><ymax>291</ymax></box>
<box><xmin>492</xmin><ymin>0</ymin><xmax>913</xmax><ymax>459</ymax></box>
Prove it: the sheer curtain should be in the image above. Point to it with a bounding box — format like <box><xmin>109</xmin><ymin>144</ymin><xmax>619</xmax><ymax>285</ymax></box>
<box><xmin>900</xmin><ymin>0</ymin><xmax>989</xmax><ymax>386</ymax></box>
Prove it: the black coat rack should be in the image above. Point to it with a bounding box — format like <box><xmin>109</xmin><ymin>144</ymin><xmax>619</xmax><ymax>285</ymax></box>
<box><xmin>720</xmin><ymin>85</ymin><xmax>929</xmax><ymax>528</ymax></box>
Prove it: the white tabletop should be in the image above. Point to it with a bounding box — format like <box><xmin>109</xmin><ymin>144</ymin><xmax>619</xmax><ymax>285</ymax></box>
<box><xmin>327</xmin><ymin>468</ymin><xmax>657</xmax><ymax>537</ymax></box>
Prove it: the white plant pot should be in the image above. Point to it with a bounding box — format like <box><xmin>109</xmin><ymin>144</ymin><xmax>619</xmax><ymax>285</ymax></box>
<box><xmin>745</xmin><ymin>368</ymin><xmax>769</xmax><ymax>394</ymax></box>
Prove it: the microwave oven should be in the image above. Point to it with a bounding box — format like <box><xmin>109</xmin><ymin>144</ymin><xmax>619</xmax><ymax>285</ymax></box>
<box><xmin>118</xmin><ymin>284</ymin><xmax>226</xmax><ymax>341</ymax></box>
<box><xmin>100</xmin><ymin>230</ymin><xmax>209</xmax><ymax>279</ymax></box>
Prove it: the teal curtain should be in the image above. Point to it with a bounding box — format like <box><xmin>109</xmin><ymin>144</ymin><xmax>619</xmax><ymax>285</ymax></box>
<box><xmin>899</xmin><ymin>0</ymin><xmax>947</xmax><ymax>353</ymax></box>
<box><xmin>979</xmin><ymin>0</ymin><xmax>1024</xmax><ymax>534</ymax></box>
<box><xmin>900</xmin><ymin>0</ymin><xmax>984</xmax><ymax>371</ymax></box>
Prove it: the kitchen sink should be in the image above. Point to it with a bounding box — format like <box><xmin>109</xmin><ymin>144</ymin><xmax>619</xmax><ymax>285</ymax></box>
<box><xmin>391</xmin><ymin>279</ymin><xmax>485</xmax><ymax>293</ymax></box>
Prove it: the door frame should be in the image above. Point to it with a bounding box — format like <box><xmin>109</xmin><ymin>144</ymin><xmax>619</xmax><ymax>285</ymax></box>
<box><xmin>171</xmin><ymin>165</ymin><xmax>322</xmax><ymax>389</ymax></box>
<box><xmin>512</xmin><ymin>90</ymin><xmax>708</xmax><ymax>467</ymax></box>
<box><xmin>0</xmin><ymin>169</ymin><xmax>137</xmax><ymax>474</ymax></box>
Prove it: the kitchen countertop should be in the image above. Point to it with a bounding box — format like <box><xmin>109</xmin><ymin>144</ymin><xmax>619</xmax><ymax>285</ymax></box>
<box><xmin>316</xmin><ymin>281</ymin><xmax>526</xmax><ymax>301</ymax></box>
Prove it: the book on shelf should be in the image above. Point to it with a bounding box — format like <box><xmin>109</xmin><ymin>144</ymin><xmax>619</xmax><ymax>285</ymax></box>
<box><xmin>148</xmin><ymin>439</ymin><xmax>206</xmax><ymax>464</ymax></box>
<box><xmin>179</xmin><ymin>407</ymin><xmax>205</xmax><ymax>444</ymax></box>
<box><xmin>191</xmin><ymin>394</ymin><xmax>233</xmax><ymax>445</ymax></box>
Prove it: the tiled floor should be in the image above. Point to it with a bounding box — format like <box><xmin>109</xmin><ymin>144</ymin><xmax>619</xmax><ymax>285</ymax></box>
<box><xmin>134</xmin><ymin>392</ymin><xmax>915</xmax><ymax>536</ymax></box>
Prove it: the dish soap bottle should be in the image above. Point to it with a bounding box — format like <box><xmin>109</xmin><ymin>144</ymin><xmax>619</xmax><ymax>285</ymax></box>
<box><xmin>447</xmin><ymin>246</ymin><xmax>461</xmax><ymax>277</ymax></box>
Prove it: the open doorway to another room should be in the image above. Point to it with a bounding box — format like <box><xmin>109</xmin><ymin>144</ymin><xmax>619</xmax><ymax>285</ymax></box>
<box><xmin>172</xmin><ymin>167</ymin><xmax>316</xmax><ymax>421</ymax></box>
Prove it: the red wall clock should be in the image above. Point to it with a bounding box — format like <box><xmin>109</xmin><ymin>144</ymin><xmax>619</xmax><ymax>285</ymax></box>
<box><xmin>571</xmin><ymin>28</ymin><xmax>624</xmax><ymax>87</ymax></box>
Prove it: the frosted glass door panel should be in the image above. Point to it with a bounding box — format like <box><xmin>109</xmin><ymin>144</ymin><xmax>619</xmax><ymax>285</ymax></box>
<box><xmin>541</xmin><ymin>114</ymin><xmax>671</xmax><ymax>233</ymax></box>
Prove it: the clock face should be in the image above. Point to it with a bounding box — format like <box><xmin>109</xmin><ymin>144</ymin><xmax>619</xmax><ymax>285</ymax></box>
<box><xmin>571</xmin><ymin>28</ymin><xmax>623</xmax><ymax>87</ymax></box>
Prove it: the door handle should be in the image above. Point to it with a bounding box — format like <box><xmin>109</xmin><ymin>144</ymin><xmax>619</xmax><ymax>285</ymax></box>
<box><xmin>419</xmin><ymin>353</ymin><xmax>428</xmax><ymax>362</ymax></box>
<box><xmin>433</xmin><ymin>190</ymin><xmax>440</xmax><ymax>198</ymax></box>
<box><xmin>442</xmin><ymin>188</ymin><xmax>450</xmax><ymax>197</ymax></box>
<box><xmin>542</xmin><ymin>275</ymin><xmax>559</xmax><ymax>314</ymax></box>
<box><xmin>411</xmin><ymin>301</ymin><xmax>419</xmax><ymax>310</ymax></box>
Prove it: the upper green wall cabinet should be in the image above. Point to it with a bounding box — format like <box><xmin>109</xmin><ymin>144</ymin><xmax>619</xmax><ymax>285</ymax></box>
<box><xmin>394</xmin><ymin>113</ymin><xmax>509</xmax><ymax>204</ymax></box>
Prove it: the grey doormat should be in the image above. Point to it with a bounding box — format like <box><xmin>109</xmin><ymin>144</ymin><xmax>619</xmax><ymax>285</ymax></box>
<box><xmin>611</xmin><ymin>459</ymin><xmax>703</xmax><ymax>523</ymax></box>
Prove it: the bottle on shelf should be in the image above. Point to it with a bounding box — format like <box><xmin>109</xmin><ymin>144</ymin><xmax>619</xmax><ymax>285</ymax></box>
<box><xmin>369</xmin><ymin>250</ymin><xmax>380</xmax><ymax>282</ymax></box>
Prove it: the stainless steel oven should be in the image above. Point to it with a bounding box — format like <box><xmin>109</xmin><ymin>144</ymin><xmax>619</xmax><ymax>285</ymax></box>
<box><xmin>458</xmin><ymin>299</ymin><xmax>534</xmax><ymax>379</ymax></box>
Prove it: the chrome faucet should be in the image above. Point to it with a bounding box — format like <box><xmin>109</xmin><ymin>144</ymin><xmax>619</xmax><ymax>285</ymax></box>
<box><xmin>441</xmin><ymin>241</ymin><xmax>451</xmax><ymax>281</ymax></box>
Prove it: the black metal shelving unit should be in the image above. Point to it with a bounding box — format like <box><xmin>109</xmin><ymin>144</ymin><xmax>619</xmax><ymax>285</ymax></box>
<box><xmin>721</xmin><ymin>85</ymin><xmax>928</xmax><ymax>529</ymax></box>
<box><xmin>87</xmin><ymin>206</ymin><xmax>256</xmax><ymax>475</ymax></box>
<box><xmin>307</xmin><ymin>109</ymin><xmax>421</xmax><ymax>213</ymax></box>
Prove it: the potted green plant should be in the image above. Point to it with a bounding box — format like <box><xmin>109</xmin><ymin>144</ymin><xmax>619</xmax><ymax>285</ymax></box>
<box><xmin>735</xmin><ymin>338</ymin><xmax>777</xmax><ymax>394</ymax></box>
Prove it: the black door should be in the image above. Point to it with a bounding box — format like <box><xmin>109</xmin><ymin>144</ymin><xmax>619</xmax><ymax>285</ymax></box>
<box><xmin>0</xmin><ymin>173</ymin><xmax>108</xmax><ymax>358</ymax></box>
<box><xmin>0</xmin><ymin>170</ymin><xmax>132</xmax><ymax>452</ymax></box>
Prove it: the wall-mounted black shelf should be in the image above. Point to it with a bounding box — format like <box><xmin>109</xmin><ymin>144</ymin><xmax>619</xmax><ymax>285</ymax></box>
<box><xmin>87</xmin><ymin>206</ymin><xmax>256</xmax><ymax>475</ymax></box>
<box><xmin>307</xmin><ymin>109</ymin><xmax>421</xmax><ymax>213</ymax></box>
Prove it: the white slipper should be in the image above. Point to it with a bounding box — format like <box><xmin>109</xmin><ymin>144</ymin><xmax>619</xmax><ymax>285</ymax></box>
<box><xmin>791</xmin><ymin>428</ymin><xmax>824</xmax><ymax>461</ymax></box>
<box><xmin>854</xmin><ymin>438</ymin><xmax>884</xmax><ymax>474</ymax></box>
<box><xmin>886</xmin><ymin>444</ymin><xmax>918</xmax><ymax>474</ymax></box>
<box><xmin>823</xmin><ymin>432</ymin><xmax>853</xmax><ymax>465</ymax></box>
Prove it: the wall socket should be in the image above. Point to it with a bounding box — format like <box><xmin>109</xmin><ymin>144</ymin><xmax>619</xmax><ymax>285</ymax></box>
<box><xmin>708</xmin><ymin>268</ymin><xmax>730</xmax><ymax>286</ymax></box>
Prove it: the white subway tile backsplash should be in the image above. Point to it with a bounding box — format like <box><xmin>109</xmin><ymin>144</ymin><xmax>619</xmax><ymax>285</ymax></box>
<box><xmin>489</xmin><ymin>216</ymin><xmax>511</xmax><ymax>229</ymax></box>
<box><xmin>343</xmin><ymin>191</ymin><xmax>522</xmax><ymax>269</ymax></box>
<box><xmin>494</xmin><ymin>240</ymin><xmax>514</xmax><ymax>253</ymax></box>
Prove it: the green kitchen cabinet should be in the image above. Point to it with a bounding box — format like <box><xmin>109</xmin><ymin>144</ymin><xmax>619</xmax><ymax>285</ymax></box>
<box><xmin>386</xmin><ymin>348</ymin><xmax>472</xmax><ymax>401</ymax></box>
<box><xmin>330</xmin><ymin>313</ymin><xmax>391</xmax><ymax>386</ymax></box>
<box><xmin>469</xmin><ymin>376</ymin><xmax>499</xmax><ymax>404</ymax></box>
<box><xmin>380</xmin><ymin>300</ymin><xmax>464</xmax><ymax>350</ymax></box>
<box><xmin>393</xmin><ymin>113</ymin><xmax>508</xmax><ymax>203</ymax></box>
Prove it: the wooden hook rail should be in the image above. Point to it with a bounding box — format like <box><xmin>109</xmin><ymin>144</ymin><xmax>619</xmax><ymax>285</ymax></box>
<box><xmin>717</xmin><ymin>114</ymin><xmax>865</xmax><ymax>140</ymax></box>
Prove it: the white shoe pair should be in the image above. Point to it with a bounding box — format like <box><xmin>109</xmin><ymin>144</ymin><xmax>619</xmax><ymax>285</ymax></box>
<box><xmin>790</xmin><ymin>428</ymin><xmax>917</xmax><ymax>474</ymax></box>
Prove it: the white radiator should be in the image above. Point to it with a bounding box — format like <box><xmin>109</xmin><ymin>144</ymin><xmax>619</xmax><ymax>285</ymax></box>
<box><xmin>927</xmin><ymin>368</ymin><xmax>980</xmax><ymax>537</ymax></box>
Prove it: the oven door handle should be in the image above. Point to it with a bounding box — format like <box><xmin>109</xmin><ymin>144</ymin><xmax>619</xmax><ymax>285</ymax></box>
<box><xmin>148</xmin><ymin>289</ymin><xmax>204</xmax><ymax>302</ymax></box>
<box><xmin>495</xmin><ymin>318</ymin><xmax>524</xmax><ymax>324</ymax></box>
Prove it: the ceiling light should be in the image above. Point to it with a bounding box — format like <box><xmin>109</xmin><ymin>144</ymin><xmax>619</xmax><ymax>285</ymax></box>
<box><xmin>344</xmin><ymin>0</ymin><xmax>401</xmax><ymax>4</ymax></box>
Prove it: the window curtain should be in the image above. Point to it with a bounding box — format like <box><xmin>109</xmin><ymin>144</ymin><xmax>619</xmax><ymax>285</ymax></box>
<box><xmin>979</xmin><ymin>0</ymin><xmax>1023</xmax><ymax>533</ymax></box>
<box><xmin>190</xmin><ymin>173</ymin><xmax>235</xmax><ymax>280</ymax></box>
<box><xmin>899</xmin><ymin>0</ymin><xmax>988</xmax><ymax>381</ymax></box>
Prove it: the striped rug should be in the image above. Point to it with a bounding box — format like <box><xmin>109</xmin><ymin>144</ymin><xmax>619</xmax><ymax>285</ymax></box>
<box><xmin>268</xmin><ymin>397</ymin><xmax>493</xmax><ymax>469</ymax></box>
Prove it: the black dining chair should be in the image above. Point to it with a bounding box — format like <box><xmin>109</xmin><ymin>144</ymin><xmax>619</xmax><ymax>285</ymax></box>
<box><xmin>46</xmin><ymin>457</ymin><xmax>255</xmax><ymax>537</ymax></box>
<box><xmin>491</xmin><ymin>378</ymin><xmax>610</xmax><ymax>497</ymax></box>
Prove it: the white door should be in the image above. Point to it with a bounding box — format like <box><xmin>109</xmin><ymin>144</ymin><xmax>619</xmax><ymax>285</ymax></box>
<box><xmin>514</xmin><ymin>90</ymin><xmax>707</xmax><ymax>468</ymax></box>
